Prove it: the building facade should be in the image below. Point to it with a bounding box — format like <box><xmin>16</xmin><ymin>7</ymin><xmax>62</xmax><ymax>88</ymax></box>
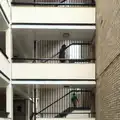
<box><xmin>0</xmin><ymin>0</ymin><xmax>96</xmax><ymax>120</ymax></box>
<box><xmin>96</xmin><ymin>0</ymin><xmax>120</xmax><ymax>120</ymax></box>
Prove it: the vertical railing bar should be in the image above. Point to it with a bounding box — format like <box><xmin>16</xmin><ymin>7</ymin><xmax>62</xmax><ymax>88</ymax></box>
<box><xmin>45</xmin><ymin>85</ymin><xmax>47</xmax><ymax>118</ymax></box>
<box><xmin>52</xmin><ymin>40</ymin><xmax>53</xmax><ymax>63</ymax></box>
<box><xmin>45</xmin><ymin>40</ymin><xmax>46</xmax><ymax>60</ymax></box>
<box><xmin>50</xmin><ymin>87</ymin><xmax>52</xmax><ymax>118</ymax></box>
<box><xmin>40</xmin><ymin>40</ymin><xmax>44</xmax><ymax>62</ymax></box>
<box><xmin>64</xmin><ymin>87</ymin><xmax>65</xmax><ymax>113</ymax></box>
<box><xmin>52</xmin><ymin>87</ymin><xmax>54</xmax><ymax>117</ymax></box>
<box><xmin>58</xmin><ymin>40</ymin><xmax>60</xmax><ymax>64</ymax></box>
<box><xmin>46</xmin><ymin>40</ymin><xmax>48</xmax><ymax>61</ymax></box>
<box><xmin>57</xmin><ymin>40</ymin><xmax>58</xmax><ymax>63</ymax></box>
<box><xmin>38</xmin><ymin>41</ymin><xmax>40</xmax><ymax>62</ymax></box>
<box><xmin>34</xmin><ymin>86</ymin><xmax>36</xmax><ymax>120</ymax></box>
<box><xmin>40</xmin><ymin>88</ymin><xmax>41</xmax><ymax>117</ymax></box>
<box><xmin>40</xmin><ymin>40</ymin><xmax>41</xmax><ymax>62</ymax></box>
<box><xmin>46</xmin><ymin>85</ymin><xmax>49</xmax><ymax>118</ymax></box>
<box><xmin>59</xmin><ymin>87</ymin><xmax>60</xmax><ymax>117</ymax></box>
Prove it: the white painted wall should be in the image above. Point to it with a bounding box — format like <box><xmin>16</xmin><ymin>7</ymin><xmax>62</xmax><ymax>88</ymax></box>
<box><xmin>12</xmin><ymin>63</ymin><xmax>95</xmax><ymax>80</ymax></box>
<box><xmin>0</xmin><ymin>0</ymin><xmax>11</xmax><ymax>22</ymax></box>
<box><xmin>0</xmin><ymin>51</ymin><xmax>10</xmax><ymax>78</ymax></box>
<box><xmin>12</xmin><ymin>7</ymin><xmax>95</xmax><ymax>24</ymax></box>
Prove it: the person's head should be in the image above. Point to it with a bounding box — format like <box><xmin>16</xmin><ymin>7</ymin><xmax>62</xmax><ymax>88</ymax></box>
<box><xmin>61</xmin><ymin>44</ymin><xmax>66</xmax><ymax>49</ymax></box>
<box><xmin>73</xmin><ymin>93</ymin><xmax>75</xmax><ymax>96</ymax></box>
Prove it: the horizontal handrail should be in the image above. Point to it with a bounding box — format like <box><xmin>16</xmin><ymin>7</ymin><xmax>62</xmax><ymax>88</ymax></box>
<box><xmin>12</xmin><ymin>58</ymin><xmax>95</xmax><ymax>62</ymax></box>
<box><xmin>11</xmin><ymin>2</ymin><xmax>95</xmax><ymax>6</ymax></box>
<box><xmin>39</xmin><ymin>90</ymin><xmax>90</xmax><ymax>113</ymax></box>
<box><xmin>38</xmin><ymin>112</ymin><xmax>95</xmax><ymax>114</ymax></box>
<box><xmin>43</xmin><ymin>42</ymin><xmax>92</xmax><ymax>63</ymax></box>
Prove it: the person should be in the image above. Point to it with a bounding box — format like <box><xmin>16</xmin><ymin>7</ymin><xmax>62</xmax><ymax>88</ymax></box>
<box><xmin>59</xmin><ymin>44</ymin><xmax>66</xmax><ymax>63</ymax></box>
<box><xmin>71</xmin><ymin>93</ymin><xmax>79</xmax><ymax>107</ymax></box>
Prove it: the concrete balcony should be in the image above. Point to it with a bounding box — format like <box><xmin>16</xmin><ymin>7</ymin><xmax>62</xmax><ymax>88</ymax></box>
<box><xmin>0</xmin><ymin>50</ymin><xmax>10</xmax><ymax>87</ymax></box>
<box><xmin>12</xmin><ymin>6</ymin><xmax>95</xmax><ymax>24</ymax></box>
<box><xmin>12</xmin><ymin>63</ymin><xmax>95</xmax><ymax>83</ymax></box>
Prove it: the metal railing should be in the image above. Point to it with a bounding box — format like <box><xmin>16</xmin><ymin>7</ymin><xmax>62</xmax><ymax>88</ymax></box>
<box><xmin>30</xmin><ymin>87</ymin><xmax>95</xmax><ymax>119</ymax></box>
<box><xmin>13</xmin><ymin>40</ymin><xmax>95</xmax><ymax>63</ymax></box>
<box><xmin>12</xmin><ymin>58</ymin><xmax>95</xmax><ymax>63</ymax></box>
<box><xmin>39</xmin><ymin>112</ymin><xmax>96</xmax><ymax>118</ymax></box>
<box><xmin>12</xmin><ymin>0</ymin><xmax>95</xmax><ymax>7</ymax></box>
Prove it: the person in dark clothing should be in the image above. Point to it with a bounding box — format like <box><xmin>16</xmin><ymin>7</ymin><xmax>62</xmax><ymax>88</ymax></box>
<box><xmin>59</xmin><ymin>44</ymin><xmax>66</xmax><ymax>63</ymax></box>
<box><xmin>71</xmin><ymin>93</ymin><xmax>79</xmax><ymax>107</ymax></box>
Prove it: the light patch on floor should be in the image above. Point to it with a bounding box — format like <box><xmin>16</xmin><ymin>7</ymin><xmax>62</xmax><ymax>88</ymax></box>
<box><xmin>66</xmin><ymin>110</ymin><xmax>91</xmax><ymax>118</ymax></box>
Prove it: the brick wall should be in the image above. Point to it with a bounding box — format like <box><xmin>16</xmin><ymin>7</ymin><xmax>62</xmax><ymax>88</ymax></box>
<box><xmin>96</xmin><ymin>0</ymin><xmax>120</xmax><ymax>120</ymax></box>
<box><xmin>96</xmin><ymin>0</ymin><xmax>120</xmax><ymax>76</ymax></box>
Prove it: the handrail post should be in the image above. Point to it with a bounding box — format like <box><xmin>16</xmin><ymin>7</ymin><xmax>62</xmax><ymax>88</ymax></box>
<box><xmin>33</xmin><ymin>40</ymin><xmax>37</xmax><ymax>63</ymax></box>
<box><xmin>34</xmin><ymin>87</ymin><xmax>36</xmax><ymax>120</ymax></box>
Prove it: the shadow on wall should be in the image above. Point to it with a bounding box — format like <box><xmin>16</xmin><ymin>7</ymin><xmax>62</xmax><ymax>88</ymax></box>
<box><xmin>0</xmin><ymin>32</ymin><xmax>6</xmax><ymax>54</ymax></box>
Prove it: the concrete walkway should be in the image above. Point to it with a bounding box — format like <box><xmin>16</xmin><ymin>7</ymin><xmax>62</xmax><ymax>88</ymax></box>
<box><xmin>37</xmin><ymin>118</ymin><xmax>95</xmax><ymax>120</ymax></box>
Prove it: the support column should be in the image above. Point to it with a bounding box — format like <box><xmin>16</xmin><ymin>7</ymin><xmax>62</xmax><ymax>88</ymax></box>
<box><xmin>6</xmin><ymin>27</ymin><xmax>12</xmax><ymax>61</ymax></box>
<box><xmin>32</xmin><ymin>86</ymin><xmax>36</xmax><ymax>120</ymax></box>
<box><xmin>34</xmin><ymin>88</ymin><xmax>36</xmax><ymax>120</ymax></box>
<box><xmin>6</xmin><ymin>26</ymin><xmax>13</xmax><ymax>120</ymax></box>
<box><xmin>26</xmin><ymin>87</ymin><xmax>31</xmax><ymax>120</ymax></box>
<box><xmin>91</xmin><ymin>90</ymin><xmax>95</xmax><ymax>117</ymax></box>
<box><xmin>6</xmin><ymin>84</ymin><xmax>13</xmax><ymax>120</ymax></box>
<box><xmin>26</xmin><ymin>99</ymin><xmax>30</xmax><ymax>120</ymax></box>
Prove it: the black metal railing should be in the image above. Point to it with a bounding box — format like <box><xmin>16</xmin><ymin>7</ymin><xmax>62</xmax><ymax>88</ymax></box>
<box><xmin>12</xmin><ymin>0</ymin><xmax>95</xmax><ymax>6</ymax></box>
<box><xmin>34</xmin><ymin>41</ymin><xmax>94</xmax><ymax>63</ymax></box>
<box><xmin>39</xmin><ymin>112</ymin><xmax>96</xmax><ymax>118</ymax></box>
<box><xmin>30</xmin><ymin>87</ymin><xmax>95</xmax><ymax>119</ymax></box>
<box><xmin>13</xmin><ymin>40</ymin><xmax>95</xmax><ymax>63</ymax></box>
<box><xmin>12</xmin><ymin>58</ymin><xmax>95</xmax><ymax>63</ymax></box>
<box><xmin>42</xmin><ymin>42</ymin><xmax>91</xmax><ymax>63</ymax></box>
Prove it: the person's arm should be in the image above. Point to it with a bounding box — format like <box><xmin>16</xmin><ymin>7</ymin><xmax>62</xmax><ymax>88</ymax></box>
<box><xmin>77</xmin><ymin>98</ymin><xmax>79</xmax><ymax>102</ymax></box>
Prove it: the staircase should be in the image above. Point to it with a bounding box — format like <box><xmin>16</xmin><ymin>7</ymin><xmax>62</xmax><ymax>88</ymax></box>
<box><xmin>31</xmin><ymin>87</ymin><xmax>95</xmax><ymax>119</ymax></box>
<box><xmin>55</xmin><ymin>107</ymin><xmax>90</xmax><ymax>118</ymax></box>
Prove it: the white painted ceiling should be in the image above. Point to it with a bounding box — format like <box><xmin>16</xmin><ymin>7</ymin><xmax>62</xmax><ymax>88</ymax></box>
<box><xmin>12</xmin><ymin>28</ymin><xmax>95</xmax><ymax>58</ymax></box>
